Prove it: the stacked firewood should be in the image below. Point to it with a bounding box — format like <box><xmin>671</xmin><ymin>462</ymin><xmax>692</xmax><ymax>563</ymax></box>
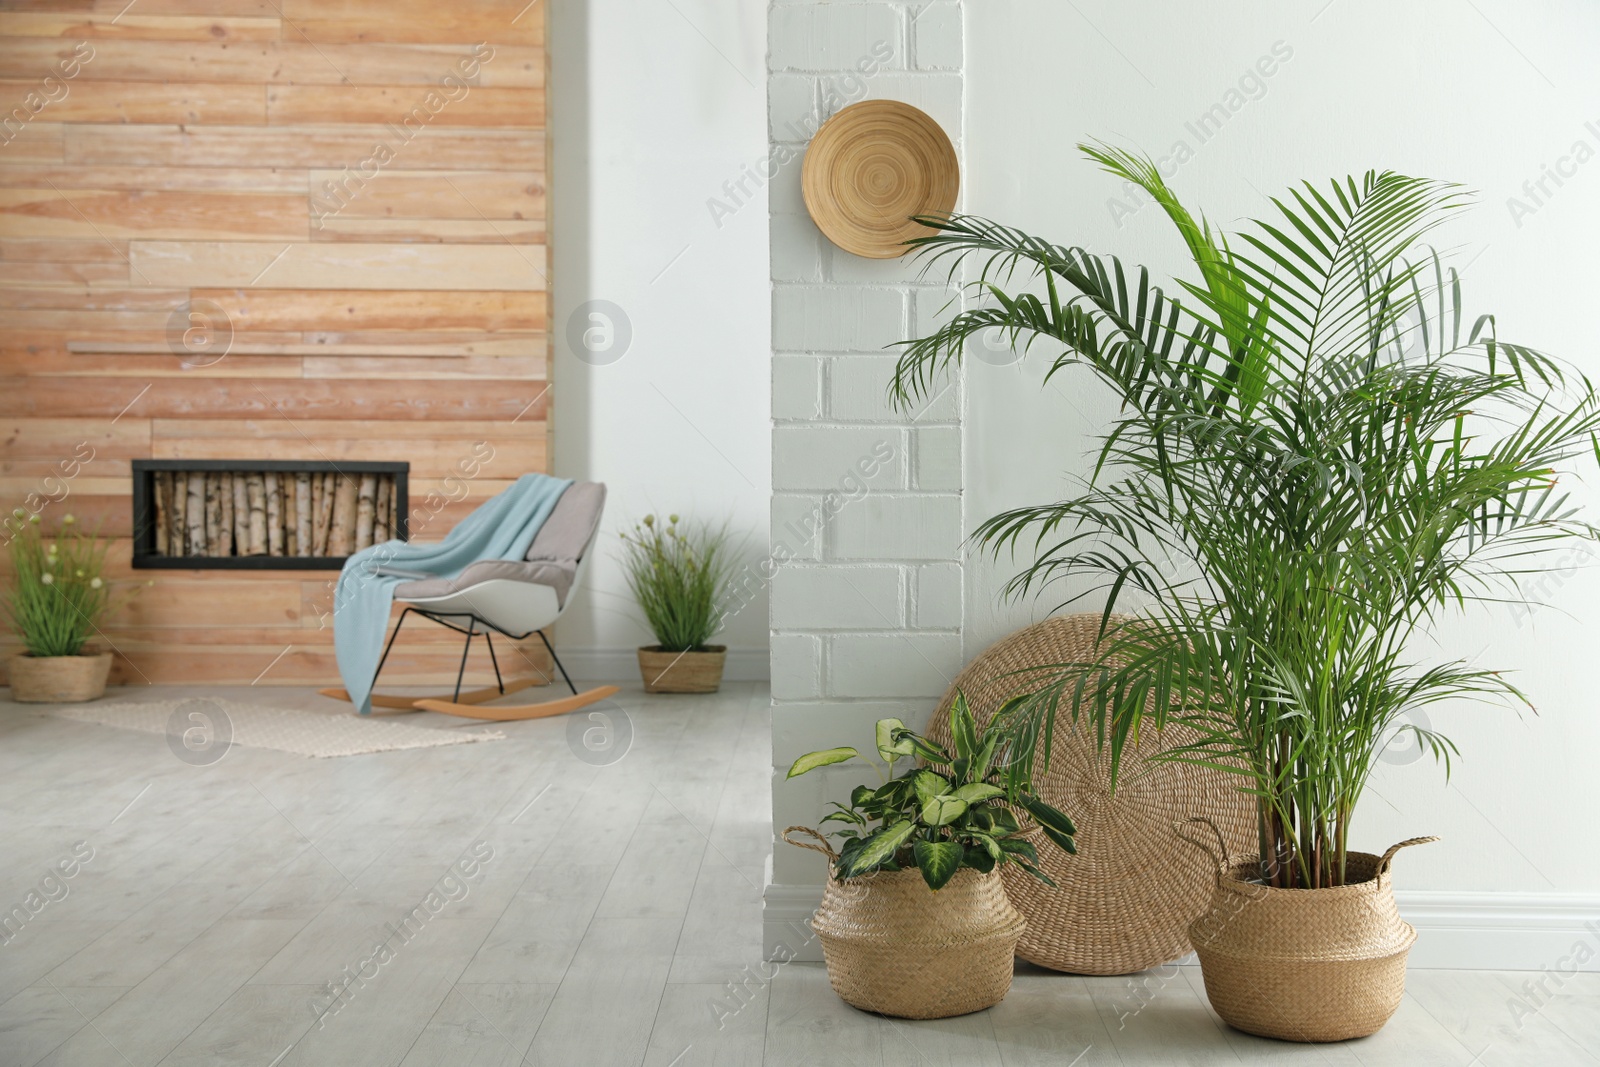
<box><xmin>151</xmin><ymin>471</ymin><xmax>399</xmax><ymax>558</ymax></box>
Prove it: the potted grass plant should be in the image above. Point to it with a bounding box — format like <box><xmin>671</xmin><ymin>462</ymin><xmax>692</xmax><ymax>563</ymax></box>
<box><xmin>783</xmin><ymin>692</ymin><xmax>1077</xmax><ymax>1019</ymax></box>
<box><xmin>889</xmin><ymin>144</ymin><xmax>1600</xmax><ymax>1041</ymax></box>
<box><xmin>4</xmin><ymin>511</ymin><xmax>121</xmax><ymax>703</ymax></box>
<box><xmin>619</xmin><ymin>513</ymin><xmax>734</xmax><ymax>693</ymax></box>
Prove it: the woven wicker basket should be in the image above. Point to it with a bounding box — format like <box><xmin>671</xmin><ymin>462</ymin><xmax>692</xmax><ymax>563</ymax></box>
<box><xmin>1184</xmin><ymin>822</ymin><xmax>1438</xmax><ymax>1042</ymax></box>
<box><xmin>783</xmin><ymin>827</ymin><xmax>1025</xmax><ymax>1019</ymax></box>
<box><xmin>923</xmin><ymin>614</ymin><xmax>1255</xmax><ymax>975</ymax></box>
<box><xmin>636</xmin><ymin>645</ymin><xmax>725</xmax><ymax>693</ymax></box>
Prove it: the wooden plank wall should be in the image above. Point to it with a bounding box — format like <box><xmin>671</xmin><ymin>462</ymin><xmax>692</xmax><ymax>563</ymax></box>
<box><xmin>0</xmin><ymin>0</ymin><xmax>552</xmax><ymax>686</ymax></box>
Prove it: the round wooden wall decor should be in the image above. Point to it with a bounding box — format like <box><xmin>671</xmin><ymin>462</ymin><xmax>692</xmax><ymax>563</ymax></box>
<box><xmin>801</xmin><ymin>99</ymin><xmax>959</xmax><ymax>259</ymax></box>
<box><xmin>922</xmin><ymin>614</ymin><xmax>1257</xmax><ymax>976</ymax></box>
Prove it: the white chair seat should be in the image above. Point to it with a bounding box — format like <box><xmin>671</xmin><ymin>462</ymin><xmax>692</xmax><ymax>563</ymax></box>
<box><xmin>398</xmin><ymin>578</ymin><xmax>563</xmax><ymax>637</ymax></box>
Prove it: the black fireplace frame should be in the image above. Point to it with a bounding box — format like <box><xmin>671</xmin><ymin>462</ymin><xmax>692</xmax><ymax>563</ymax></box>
<box><xmin>131</xmin><ymin>459</ymin><xmax>409</xmax><ymax>570</ymax></box>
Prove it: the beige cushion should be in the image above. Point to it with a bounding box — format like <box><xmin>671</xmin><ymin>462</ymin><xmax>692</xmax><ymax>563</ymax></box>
<box><xmin>526</xmin><ymin>481</ymin><xmax>606</xmax><ymax>564</ymax></box>
<box><xmin>394</xmin><ymin>559</ymin><xmax>575</xmax><ymax>605</ymax></box>
<box><xmin>392</xmin><ymin>481</ymin><xmax>605</xmax><ymax>609</ymax></box>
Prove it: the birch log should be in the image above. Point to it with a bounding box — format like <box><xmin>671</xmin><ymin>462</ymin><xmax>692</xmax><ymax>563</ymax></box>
<box><xmin>295</xmin><ymin>474</ymin><xmax>312</xmax><ymax>556</ymax></box>
<box><xmin>179</xmin><ymin>474</ymin><xmax>193</xmax><ymax>555</ymax></box>
<box><xmin>265</xmin><ymin>473</ymin><xmax>284</xmax><ymax>556</ymax></box>
<box><xmin>319</xmin><ymin>473</ymin><xmax>336</xmax><ymax>555</ymax></box>
<box><xmin>168</xmin><ymin>476</ymin><xmax>187</xmax><ymax>559</ymax></box>
<box><xmin>283</xmin><ymin>477</ymin><xmax>298</xmax><ymax>556</ymax></box>
<box><xmin>218</xmin><ymin>473</ymin><xmax>234</xmax><ymax>557</ymax></box>
<box><xmin>204</xmin><ymin>473</ymin><xmax>221</xmax><ymax>555</ymax></box>
<box><xmin>330</xmin><ymin>478</ymin><xmax>357</xmax><ymax>556</ymax></box>
<box><xmin>355</xmin><ymin>474</ymin><xmax>377</xmax><ymax>551</ymax></box>
<box><xmin>153</xmin><ymin>471</ymin><xmax>170</xmax><ymax>555</ymax></box>
<box><xmin>159</xmin><ymin>471</ymin><xmax>172</xmax><ymax>554</ymax></box>
<box><xmin>372</xmin><ymin>477</ymin><xmax>390</xmax><ymax>542</ymax></box>
<box><xmin>186</xmin><ymin>473</ymin><xmax>206</xmax><ymax>556</ymax></box>
<box><xmin>232</xmin><ymin>473</ymin><xmax>250</xmax><ymax>556</ymax></box>
<box><xmin>310</xmin><ymin>474</ymin><xmax>325</xmax><ymax>554</ymax></box>
<box><xmin>245</xmin><ymin>473</ymin><xmax>267</xmax><ymax>555</ymax></box>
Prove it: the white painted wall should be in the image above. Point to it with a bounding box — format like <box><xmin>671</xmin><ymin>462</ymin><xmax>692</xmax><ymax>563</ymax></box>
<box><xmin>548</xmin><ymin>0</ymin><xmax>773</xmax><ymax>676</ymax></box>
<box><xmin>963</xmin><ymin>0</ymin><xmax>1600</xmax><ymax>926</ymax></box>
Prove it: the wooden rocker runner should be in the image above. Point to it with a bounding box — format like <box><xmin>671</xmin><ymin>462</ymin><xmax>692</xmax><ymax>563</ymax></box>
<box><xmin>321</xmin><ymin>482</ymin><xmax>619</xmax><ymax>721</ymax></box>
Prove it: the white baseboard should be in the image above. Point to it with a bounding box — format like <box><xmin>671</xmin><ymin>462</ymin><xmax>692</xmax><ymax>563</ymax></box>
<box><xmin>1396</xmin><ymin>891</ymin><xmax>1600</xmax><ymax>972</ymax></box>
<box><xmin>763</xmin><ymin>883</ymin><xmax>828</xmax><ymax>963</ymax></box>
<box><xmin>557</xmin><ymin>646</ymin><xmax>769</xmax><ymax>682</ymax></box>
<box><xmin>763</xmin><ymin>882</ymin><xmax>1600</xmax><ymax>971</ymax></box>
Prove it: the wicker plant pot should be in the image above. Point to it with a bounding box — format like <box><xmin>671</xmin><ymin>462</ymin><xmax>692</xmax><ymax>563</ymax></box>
<box><xmin>784</xmin><ymin>827</ymin><xmax>1025</xmax><ymax>1019</ymax></box>
<box><xmin>8</xmin><ymin>650</ymin><xmax>112</xmax><ymax>703</ymax></box>
<box><xmin>637</xmin><ymin>645</ymin><xmax>725</xmax><ymax>694</ymax></box>
<box><xmin>1185</xmin><ymin>825</ymin><xmax>1438</xmax><ymax>1043</ymax></box>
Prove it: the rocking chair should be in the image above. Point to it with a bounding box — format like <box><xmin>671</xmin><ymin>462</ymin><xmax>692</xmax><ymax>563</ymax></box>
<box><xmin>320</xmin><ymin>481</ymin><xmax>618</xmax><ymax>720</ymax></box>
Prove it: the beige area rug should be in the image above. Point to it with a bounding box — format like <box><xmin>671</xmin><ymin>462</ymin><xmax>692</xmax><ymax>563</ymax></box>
<box><xmin>46</xmin><ymin>698</ymin><xmax>505</xmax><ymax>759</ymax></box>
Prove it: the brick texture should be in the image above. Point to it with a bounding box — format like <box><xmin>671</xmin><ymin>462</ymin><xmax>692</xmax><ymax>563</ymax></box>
<box><xmin>768</xmin><ymin>2</ymin><xmax>965</xmax><ymax>910</ymax></box>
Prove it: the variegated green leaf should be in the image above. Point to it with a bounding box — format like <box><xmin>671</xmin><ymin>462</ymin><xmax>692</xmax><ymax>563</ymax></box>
<box><xmin>842</xmin><ymin>819</ymin><xmax>918</xmax><ymax>876</ymax></box>
<box><xmin>914</xmin><ymin>840</ymin><xmax>964</xmax><ymax>890</ymax></box>
<box><xmin>921</xmin><ymin>794</ymin><xmax>969</xmax><ymax>826</ymax></box>
<box><xmin>953</xmin><ymin>782</ymin><xmax>1005</xmax><ymax>804</ymax></box>
<box><xmin>785</xmin><ymin>747</ymin><xmax>858</xmax><ymax>779</ymax></box>
<box><xmin>875</xmin><ymin>717</ymin><xmax>914</xmax><ymax>762</ymax></box>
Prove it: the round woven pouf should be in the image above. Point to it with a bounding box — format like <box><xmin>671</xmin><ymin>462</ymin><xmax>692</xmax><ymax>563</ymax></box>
<box><xmin>923</xmin><ymin>614</ymin><xmax>1256</xmax><ymax>975</ymax></box>
<box><xmin>801</xmin><ymin>99</ymin><xmax>959</xmax><ymax>259</ymax></box>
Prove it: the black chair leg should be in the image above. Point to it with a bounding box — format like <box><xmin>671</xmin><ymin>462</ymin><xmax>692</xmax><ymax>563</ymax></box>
<box><xmin>453</xmin><ymin>623</ymin><xmax>475</xmax><ymax>702</ymax></box>
<box><xmin>484</xmin><ymin>632</ymin><xmax>505</xmax><ymax>694</ymax></box>
<box><xmin>369</xmin><ymin>607</ymin><xmax>413</xmax><ymax>693</ymax></box>
<box><xmin>537</xmin><ymin>630</ymin><xmax>579</xmax><ymax>696</ymax></box>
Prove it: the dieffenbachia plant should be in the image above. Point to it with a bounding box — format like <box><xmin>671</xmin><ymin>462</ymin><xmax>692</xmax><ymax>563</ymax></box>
<box><xmin>786</xmin><ymin>691</ymin><xmax>1077</xmax><ymax>890</ymax></box>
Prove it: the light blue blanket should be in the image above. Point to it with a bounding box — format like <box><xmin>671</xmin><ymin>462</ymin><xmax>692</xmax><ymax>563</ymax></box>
<box><xmin>333</xmin><ymin>473</ymin><xmax>573</xmax><ymax>714</ymax></box>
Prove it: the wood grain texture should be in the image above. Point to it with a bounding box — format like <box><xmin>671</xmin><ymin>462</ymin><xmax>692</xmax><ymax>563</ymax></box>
<box><xmin>305</xmin><ymin>168</ymin><xmax>542</xmax><ymax>219</ymax></box>
<box><xmin>0</xmin><ymin>165</ymin><xmax>306</xmax><ymax>192</ymax></box>
<box><xmin>69</xmin><ymin>336</ymin><xmax>546</xmax><ymax>356</ymax></box>
<box><xmin>0</xmin><ymin>121</ymin><xmax>63</xmax><ymax>161</ymax></box>
<box><xmin>0</xmin><ymin>2</ymin><xmax>551</xmax><ymax>685</ymax></box>
<box><xmin>65</xmin><ymin>124</ymin><xmax>544</xmax><ymax>170</ymax></box>
<box><xmin>153</xmin><ymin>430</ymin><xmax>545</xmax><ymax>481</ymax></box>
<box><xmin>0</xmin><ymin>377</ymin><xmax>550</xmax><ymax>420</ymax></box>
<box><xmin>0</xmin><ymin>79</ymin><xmax>267</xmax><ymax>124</ymax></box>
<box><xmin>189</xmin><ymin>289</ymin><xmax>544</xmax><ymax>331</ymax></box>
<box><xmin>0</xmin><ymin>40</ymin><xmax>545</xmax><ymax>87</ymax></box>
<box><xmin>0</xmin><ymin>13</ymin><xmax>282</xmax><ymax>41</ymax></box>
<box><xmin>267</xmin><ymin>85</ymin><xmax>543</xmax><ymax>128</ymax></box>
<box><xmin>279</xmin><ymin>0</ymin><xmax>546</xmax><ymax>47</ymax></box>
<box><xmin>129</xmin><ymin>241</ymin><xmax>546</xmax><ymax>290</ymax></box>
<box><xmin>310</xmin><ymin>216</ymin><xmax>545</xmax><ymax>244</ymax></box>
<box><xmin>0</xmin><ymin>187</ymin><xmax>307</xmax><ymax>240</ymax></box>
<box><xmin>0</xmin><ymin>260</ymin><xmax>127</xmax><ymax>285</ymax></box>
<box><xmin>3</xmin><ymin>349</ymin><xmax>300</xmax><ymax>379</ymax></box>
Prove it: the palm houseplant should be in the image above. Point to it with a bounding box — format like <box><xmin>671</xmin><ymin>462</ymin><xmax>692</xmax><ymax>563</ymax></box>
<box><xmin>618</xmin><ymin>513</ymin><xmax>735</xmax><ymax>693</ymax></box>
<box><xmin>783</xmin><ymin>693</ymin><xmax>1078</xmax><ymax>1019</ymax></box>
<box><xmin>889</xmin><ymin>144</ymin><xmax>1600</xmax><ymax>1041</ymax></box>
<box><xmin>4</xmin><ymin>511</ymin><xmax>122</xmax><ymax>702</ymax></box>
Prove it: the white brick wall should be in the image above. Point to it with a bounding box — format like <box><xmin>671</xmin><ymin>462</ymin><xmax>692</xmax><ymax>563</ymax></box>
<box><xmin>830</xmin><ymin>494</ymin><xmax>961</xmax><ymax>559</ymax></box>
<box><xmin>828</xmin><ymin>632</ymin><xmax>963</xmax><ymax>698</ymax></box>
<box><xmin>768</xmin><ymin>0</ymin><xmax>965</xmax><ymax>959</ymax></box>
<box><xmin>768</xmin><ymin>4</ymin><xmax>905</xmax><ymax>72</ymax></box>
<box><xmin>771</xmin><ymin>565</ymin><xmax>903</xmax><ymax>629</ymax></box>
<box><xmin>771</xmin><ymin>286</ymin><xmax>907</xmax><ymax>352</ymax></box>
<box><xmin>911</xmin><ymin>1</ymin><xmax>963</xmax><ymax>70</ymax></box>
<box><xmin>772</xmin><ymin>426</ymin><xmax>905</xmax><ymax>490</ymax></box>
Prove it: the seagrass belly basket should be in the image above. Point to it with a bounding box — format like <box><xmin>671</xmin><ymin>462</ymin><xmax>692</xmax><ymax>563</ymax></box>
<box><xmin>783</xmin><ymin>827</ymin><xmax>1025</xmax><ymax>1020</ymax></box>
<box><xmin>1184</xmin><ymin>823</ymin><xmax>1438</xmax><ymax>1042</ymax></box>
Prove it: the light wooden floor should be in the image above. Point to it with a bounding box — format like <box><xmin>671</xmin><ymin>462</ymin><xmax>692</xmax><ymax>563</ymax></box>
<box><xmin>0</xmin><ymin>682</ymin><xmax>1594</xmax><ymax>1066</ymax></box>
